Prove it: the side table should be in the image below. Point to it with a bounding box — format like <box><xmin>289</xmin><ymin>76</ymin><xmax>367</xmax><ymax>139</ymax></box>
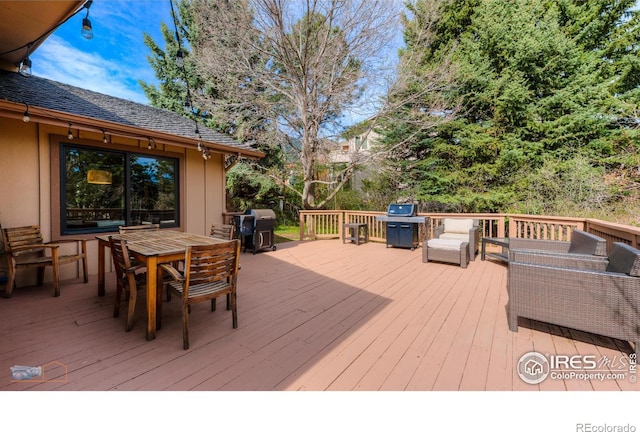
<box><xmin>343</xmin><ymin>223</ymin><xmax>369</xmax><ymax>245</ymax></box>
<box><xmin>481</xmin><ymin>237</ymin><xmax>510</xmax><ymax>262</ymax></box>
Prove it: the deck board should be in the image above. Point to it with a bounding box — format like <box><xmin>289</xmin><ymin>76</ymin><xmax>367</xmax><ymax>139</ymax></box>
<box><xmin>0</xmin><ymin>239</ymin><xmax>636</xmax><ymax>391</ymax></box>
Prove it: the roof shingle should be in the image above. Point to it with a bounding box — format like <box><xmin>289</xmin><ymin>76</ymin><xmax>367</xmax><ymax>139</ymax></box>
<box><xmin>0</xmin><ymin>69</ymin><xmax>260</xmax><ymax>155</ymax></box>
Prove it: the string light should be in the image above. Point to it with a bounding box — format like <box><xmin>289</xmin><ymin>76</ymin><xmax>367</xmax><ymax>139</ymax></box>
<box><xmin>102</xmin><ymin>129</ymin><xmax>108</xmax><ymax>143</ymax></box>
<box><xmin>19</xmin><ymin>45</ymin><xmax>32</xmax><ymax>77</ymax></box>
<box><xmin>81</xmin><ymin>0</ymin><xmax>94</xmax><ymax>40</ymax></box>
<box><xmin>176</xmin><ymin>49</ymin><xmax>184</xmax><ymax>67</ymax></box>
<box><xmin>22</xmin><ymin>104</ymin><xmax>30</xmax><ymax>123</ymax></box>
<box><xmin>1</xmin><ymin>1</ymin><xmax>93</xmax><ymax>78</ymax></box>
<box><xmin>67</xmin><ymin>123</ymin><xmax>74</xmax><ymax>140</ymax></box>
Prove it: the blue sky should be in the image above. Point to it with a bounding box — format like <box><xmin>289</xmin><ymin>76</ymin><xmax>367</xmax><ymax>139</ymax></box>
<box><xmin>31</xmin><ymin>0</ymin><xmax>174</xmax><ymax>104</ymax></box>
<box><xmin>28</xmin><ymin>0</ymin><xmax>403</xmax><ymax>127</ymax></box>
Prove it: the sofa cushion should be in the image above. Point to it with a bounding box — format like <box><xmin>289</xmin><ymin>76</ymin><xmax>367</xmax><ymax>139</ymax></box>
<box><xmin>605</xmin><ymin>242</ymin><xmax>640</xmax><ymax>276</ymax></box>
<box><xmin>567</xmin><ymin>229</ymin><xmax>608</xmax><ymax>256</ymax></box>
<box><xmin>443</xmin><ymin>218</ymin><xmax>474</xmax><ymax>234</ymax></box>
<box><xmin>428</xmin><ymin>238</ymin><xmax>466</xmax><ymax>251</ymax></box>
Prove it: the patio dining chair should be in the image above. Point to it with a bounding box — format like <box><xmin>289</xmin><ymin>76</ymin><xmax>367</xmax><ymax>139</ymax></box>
<box><xmin>160</xmin><ymin>240</ymin><xmax>241</xmax><ymax>350</ymax></box>
<box><xmin>210</xmin><ymin>223</ymin><xmax>235</xmax><ymax>241</ymax></box>
<box><xmin>109</xmin><ymin>236</ymin><xmax>147</xmax><ymax>332</ymax></box>
<box><xmin>1</xmin><ymin>224</ymin><xmax>88</xmax><ymax>297</ymax></box>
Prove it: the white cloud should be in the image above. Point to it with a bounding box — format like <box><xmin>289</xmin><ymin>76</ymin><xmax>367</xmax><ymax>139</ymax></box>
<box><xmin>31</xmin><ymin>36</ymin><xmax>150</xmax><ymax>104</ymax></box>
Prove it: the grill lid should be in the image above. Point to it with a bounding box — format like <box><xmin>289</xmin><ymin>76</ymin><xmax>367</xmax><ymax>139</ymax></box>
<box><xmin>247</xmin><ymin>208</ymin><xmax>276</xmax><ymax>220</ymax></box>
<box><xmin>386</xmin><ymin>203</ymin><xmax>417</xmax><ymax>217</ymax></box>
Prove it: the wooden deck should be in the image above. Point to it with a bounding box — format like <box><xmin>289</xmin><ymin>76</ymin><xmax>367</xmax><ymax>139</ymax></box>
<box><xmin>0</xmin><ymin>239</ymin><xmax>637</xmax><ymax>391</ymax></box>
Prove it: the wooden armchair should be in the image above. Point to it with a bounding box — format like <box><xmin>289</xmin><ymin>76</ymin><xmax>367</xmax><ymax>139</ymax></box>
<box><xmin>160</xmin><ymin>240</ymin><xmax>241</xmax><ymax>349</ymax></box>
<box><xmin>210</xmin><ymin>224</ymin><xmax>235</xmax><ymax>240</ymax></box>
<box><xmin>1</xmin><ymin>225</ymin><xmax>88</xmax><ymax>297</ymax></box>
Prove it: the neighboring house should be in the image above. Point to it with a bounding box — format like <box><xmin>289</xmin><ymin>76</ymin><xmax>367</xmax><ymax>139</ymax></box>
<box><xmin>0</xmin><ymin>1</ymin><xmax>263</xmax><ymax>285</ymax></box>
<box><xmin>328</xmin><ymin>130</ymin><xmax>380</xmax><ymax>191</ymax></box>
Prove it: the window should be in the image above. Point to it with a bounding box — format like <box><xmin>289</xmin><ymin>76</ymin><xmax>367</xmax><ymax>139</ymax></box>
<box><xmin>60</xmin><ymin>143</ymin><xmax>179</xmax><ymax>234</ymax></box>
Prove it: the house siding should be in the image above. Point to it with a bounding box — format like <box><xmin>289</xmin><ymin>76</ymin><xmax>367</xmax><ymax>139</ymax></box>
<box><xmin>0</xmin><ymin>116</ymin><xmax>228</xmax><ymax>285</ymax></box>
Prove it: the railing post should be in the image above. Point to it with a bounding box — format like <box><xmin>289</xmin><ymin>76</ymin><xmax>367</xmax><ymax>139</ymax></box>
<box><xmin>497</xmin><ymin>216</ymin><xmax>505</xmax><ymax>238</ymax></box>
<box><xmin>508</xmin><ymin>215</ymin><xmax>515</xmax><ymax>238</ymax></box>
<box><xmin>299</xmin><ymin>212</ymin><xmax>305</xmax><ymax>241</ymax></box>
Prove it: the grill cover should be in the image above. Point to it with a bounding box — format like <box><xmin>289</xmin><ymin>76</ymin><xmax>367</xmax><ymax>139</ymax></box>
<box><xmin>386</xmin><ymin>203</ymin><xmax>417</xmax><ymax>217</ymax></box>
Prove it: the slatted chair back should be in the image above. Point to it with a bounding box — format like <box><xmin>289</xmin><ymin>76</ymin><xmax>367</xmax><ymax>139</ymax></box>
<box><xmin>2</xmin><ymin>225</ymin><xmax>46</xmax><ymax>258</ymax></box>
<box><xmin>183</xmin><ymin>241</ymin><xmax>239</xmax><ymax>295</ymax></box>
<box><xmin>109</xmin><ymin>236</ymin><xmax>134</xmax><ymax>282</ymax></box>
<box><xmin>210</xmin><ymin>224</ymin><xmax>235</xmax><ymax>240</ymax></box>
<box><xmin>162</xmin><ymin>239</ymin><xmax>241</xmax><ymax>349</ymax></box>
<box><xmin>109</xmin><ymin>236</ymin><xmax>145</xmax><ymax>332</ymax></box>
<box><xmin>119</xmin><ymin>224</ymin><xmax>160</xmax><ymax>234</ymax></box>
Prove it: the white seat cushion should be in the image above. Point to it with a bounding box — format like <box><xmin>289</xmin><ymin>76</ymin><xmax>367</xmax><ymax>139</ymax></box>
<box><xmin>443</xmin><ymin>218</ymin><xmax>474</xmax><ymax>234</ymax></box>
<box><xmin>439</xmin><ymin>233</ymin><xmax>470</xmax><ymax>242</ymax></box>
<box><xmin>427</xmin><ymin>238</ymin><xmax>466</xmax><ymax>251</ymax></box>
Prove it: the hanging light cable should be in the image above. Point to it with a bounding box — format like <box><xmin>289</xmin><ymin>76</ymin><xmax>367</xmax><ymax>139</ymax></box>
<box><xmin>67</xmin><ymin>123</ymin><xmax>74</xmax><ymax>140</ymax></box>
<box><xmin>170</xmin><ymin>0</ymin><xmax>207</xmax><ymax>158</ymax></box>
<box><xmin>169</xmin><ymin>0</ymin><xmax>184</xmax><ymax>67</ymax></box>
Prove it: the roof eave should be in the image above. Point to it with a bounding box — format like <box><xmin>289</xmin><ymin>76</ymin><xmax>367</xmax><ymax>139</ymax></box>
<box><xmin>0</xmin><ymin>99</ymin><xmax>265</xmax><ymax>159</ymax></box>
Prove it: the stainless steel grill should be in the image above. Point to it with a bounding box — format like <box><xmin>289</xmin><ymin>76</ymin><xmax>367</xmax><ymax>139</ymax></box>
<box><xmin>375</xmin><ymin>204</ymin><xmax>428</xmax><ymax>250</ymax></box>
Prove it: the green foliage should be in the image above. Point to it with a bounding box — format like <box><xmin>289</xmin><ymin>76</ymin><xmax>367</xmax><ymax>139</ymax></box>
<box><xmin>226</xmin><ymin>162</ymin><xmax>281</xmax><ymax>211</ymax></box>
<box><xmin>378</xmin><ymin>0</ymin><xmax>640</xmax><ymax>216</ymax></box>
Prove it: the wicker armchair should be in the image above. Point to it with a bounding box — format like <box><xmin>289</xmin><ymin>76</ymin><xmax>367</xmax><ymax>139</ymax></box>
<box><xmin>508</xmin><ymin>242</ymin><xmax>640</xmax><ymax>356</ymax></box>
<box><xmin>434</xmin><ymin>218</ymin><xmax>480</xmax><ymax>260</ymax></box>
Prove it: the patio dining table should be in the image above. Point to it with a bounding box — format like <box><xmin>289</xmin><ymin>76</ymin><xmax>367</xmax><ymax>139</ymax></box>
<box><xmin>96</xmin><ymin>230</ymin><xmax>228</xmax><ymax>341</ymax></box>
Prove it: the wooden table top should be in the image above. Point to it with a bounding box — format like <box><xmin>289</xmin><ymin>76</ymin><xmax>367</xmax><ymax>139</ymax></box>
<box><xmin>96</xmin><ymin>231</ymin><xmax>230</xmax><ymax>256</ymax></box>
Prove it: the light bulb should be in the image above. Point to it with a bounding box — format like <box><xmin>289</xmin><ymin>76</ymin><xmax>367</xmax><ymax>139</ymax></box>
<box><xmin>20</xmin><ymin>57</ymin><xmax>32</xmax><ymax>77</ymax></box>
<box><xmin>176</xmin><ymin>49</ymin><xmax>184</xmax><ymax>67</ymax></box>
<box><xmin>81</xmin><ymin>17</ymin><xmax>93</xmax><ymax>39</ymax></box>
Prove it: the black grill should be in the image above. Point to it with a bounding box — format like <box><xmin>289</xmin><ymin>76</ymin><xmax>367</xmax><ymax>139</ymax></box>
<box><xmin>233</xmin><ymin>209</ymin><xmax>277</xmax><ymax>254</ymax></box>
<box><xmin>375</xmin><ymin>204</ymin><xmax>428</xmax><ymax>250</ymax></box>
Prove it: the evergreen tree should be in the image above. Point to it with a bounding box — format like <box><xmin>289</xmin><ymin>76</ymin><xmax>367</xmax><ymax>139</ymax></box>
<box><xmin>138</xmin><ymin>0</ymin><xmax>284</xmax><ymax>212</ymax></box>
<box><xmin>382</xmin><ymin>0</ymin><xmax>640</xmax><ymax>214</ymax></box>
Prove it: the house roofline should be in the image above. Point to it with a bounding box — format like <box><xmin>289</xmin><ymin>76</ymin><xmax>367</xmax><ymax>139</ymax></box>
<box><xmin>0</xmin><ymin>99</ymin><xmax>265</xmax><ymax>159</ymax></box>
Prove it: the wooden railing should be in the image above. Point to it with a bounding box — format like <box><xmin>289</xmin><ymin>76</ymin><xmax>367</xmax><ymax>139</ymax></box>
<box><xmin>298</xmin><ymin>210</ymin><xmax>640</xmax><ymax>251</ymax></box>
